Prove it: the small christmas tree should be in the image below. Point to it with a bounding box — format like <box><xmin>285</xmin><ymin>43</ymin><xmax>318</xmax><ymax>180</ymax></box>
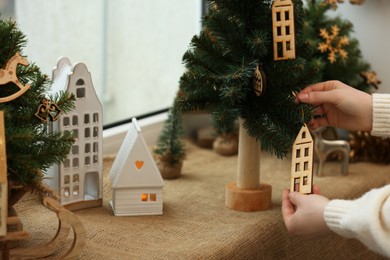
<box><xmin>0</xmin><ymin>18</ymin><xmax>75</xmax><ymax>206</ymax></box>
<box><xmin>154</xmin><ymin>101</ymin><xmax>185</xmax><ymax>179</ymax></box>
<box><xmin>304</xmin><ymin>0</ymin><xmax>377</xmax><ymax>93</ymax></box>
<box><xmin>173</xmin><ymin>0</ymin><xmax>322</xmax><ymax>211</ymax></box>
<box><xmin>177</xmin><ymin>0</ymin><xmax>319</xmax><ymax>158</ymax></box>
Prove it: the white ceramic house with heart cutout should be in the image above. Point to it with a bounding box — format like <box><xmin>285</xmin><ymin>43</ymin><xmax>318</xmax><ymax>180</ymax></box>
<box><xmin>46</xmin><ymin>57</ymin><xmax>103</xmax><ymax>211</ymax></box>
<box><xmin>109</xmin><ymin>118</ymin><xmax>164</xmax><ymax>216</ymax></box>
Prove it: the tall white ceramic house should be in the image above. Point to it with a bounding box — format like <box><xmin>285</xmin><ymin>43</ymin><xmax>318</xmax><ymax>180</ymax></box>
<box><xmin>46</xmin><ymin>57</ymin><xmax>103</xmax><ymax>211</ymax></box>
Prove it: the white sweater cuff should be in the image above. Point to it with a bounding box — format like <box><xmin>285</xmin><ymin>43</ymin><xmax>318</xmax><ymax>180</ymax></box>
<box><xmin>372</xmin><ymin>93</ymin><xmax>390</xmax><ymax>137</ymax></box>
<box><xmin>324</xmin><ymin>200</ymin><xmax>356</xmax><ymax>238</ymax></box>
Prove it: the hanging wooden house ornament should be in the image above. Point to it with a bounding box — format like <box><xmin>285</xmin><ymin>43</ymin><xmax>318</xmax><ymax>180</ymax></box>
<box><xmin>253</xmin><ymin>64</ymin><xmax>266</xmax><ymax>96</ymax></box>
<box><xmin>290</xmin><ymin>124</ymin><xmax>313</xmax><ymax>194</ymax></box>
<box><xmin>272</xmin><ymin>0</ymin><xmax>296</xmax><ymax>61</ymax></box>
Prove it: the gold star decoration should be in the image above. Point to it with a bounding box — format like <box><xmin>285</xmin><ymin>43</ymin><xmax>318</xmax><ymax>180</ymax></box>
<box><xmin>318</xmin><ymin>25</ymin><xmax>349</xmax><ymax>64</ymax></box>
<box><xmin>361</xmin><ymin>71</ymin><xmax>381</xmax><ymax>89</ymax></box>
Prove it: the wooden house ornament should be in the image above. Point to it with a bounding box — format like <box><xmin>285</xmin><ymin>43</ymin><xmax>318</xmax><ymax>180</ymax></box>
<box><xmin>109</xmin><ymin>118</ymin><xmax>164</xmax><ymax>216</ymax></box>
<box><xmin>291</xmin><ymin>124</ymin><xmax>313</xmax><ymax>194</ymax></box>
<box><xmin>272</xmin><ymin>0</ymin><xmax>296</xmax><ymax>60</ymax></box>
<box><xmin>46</xmin><ymin>57</ymin><xmax>103</xmax><ymax>211</ymax></box>
<box><xmin>0</xmin><ymin>111</ymin><xmax>7</xmax><ymax>236</ymax></box>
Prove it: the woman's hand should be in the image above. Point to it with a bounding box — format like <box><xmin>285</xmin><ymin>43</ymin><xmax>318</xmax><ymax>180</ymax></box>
<box><xmin>296</xmin><ymin>80</ymin><xmax>372</xmax><ymax>131</ymax></box>
<box><xmin>282</xmin><ymin>185</ymin><xmax>331</xmax><ymax>239</ymax></box>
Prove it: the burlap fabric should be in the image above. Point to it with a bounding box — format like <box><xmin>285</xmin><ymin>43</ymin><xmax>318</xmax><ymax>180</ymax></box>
<box><xmin>10</xmin><ymin>141</ymin><xmax>390</xmax><ymax>259</ymax></box>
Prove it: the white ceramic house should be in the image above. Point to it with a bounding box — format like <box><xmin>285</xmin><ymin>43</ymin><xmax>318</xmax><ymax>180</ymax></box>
<box><xmin>109</xmin><ymin>118</ymin><xmax>164</xmax><ymax>216</ymax></box>
<box><xmin>290</xmin><ymin>124</ymin><xmax>313</xmax><ymax>194</ymax></box>
<box><xmin>0</xmin><ymin>111</ymin><xmax>7</xmax><ymax>236</ymax></box>
<box><xmin>46</xmin><ymin>57</ymin><xmax>103</xmax><ymax>211</ymax></box>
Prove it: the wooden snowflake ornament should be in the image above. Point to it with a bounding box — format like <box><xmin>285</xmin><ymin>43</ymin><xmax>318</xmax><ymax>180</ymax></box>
<box><xmin>272</xmin><ymin>0</ymin><xmax>296</xmax><ymax>61</ymax></box>
<box><xmin>318</xmin><ymin>25</ymin><xmax>349</xmax><ymax>64</ymax></box>
<box><xmin>361</xmin><ymin>71</ymin><xmax>381</xmax><ymax>89</ymax></box>
<box><xmin>0</xmin><ymin>52</ymin><xmax>30</xmax><ymax>103</ymax></box>
<box><xmin>290</xmin><ymin>124</ymin><xmax>313</xmax><ymax>194</ymax></box>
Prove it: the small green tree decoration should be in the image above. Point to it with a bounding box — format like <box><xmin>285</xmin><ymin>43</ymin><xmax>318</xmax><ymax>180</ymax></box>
<box><xmin>304</xmin><ymin>0</ymin><xmax>377</xmax><ymax>93</ymax></box>
<box><xmin>0</xmin><ymin>18</ymin><xmax>75</xmax><ymax>206</ymax></box>
<box><xmin>174</xmin><ymin>0</ymin><xmax>321</xmax><ymax>211</ymax></box>
<box><xmin>154</xmin><ymin>101</ymin><xmax>185</xmax><ymax>179</ymax></box>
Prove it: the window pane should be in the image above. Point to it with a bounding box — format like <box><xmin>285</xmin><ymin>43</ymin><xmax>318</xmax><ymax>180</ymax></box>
<box><xmin>13</xmin><ymin>0</ymin><xmax>202</xmax><ymax>125</ymax></box>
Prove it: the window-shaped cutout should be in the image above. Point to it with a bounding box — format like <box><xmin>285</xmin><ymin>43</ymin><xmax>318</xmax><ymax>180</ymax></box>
<box><xmin>150</xmin><ymin>193</ymin><xmax>157</xmax><ymax>201</ymax></box>
<box><xmin>63</xmin><ymin>117</ymin><xmax>70</xmax><ymax>127</ymax></box>
<box><xmin>286</xmin><ymin>41</ymin><xmax>291</xmax><ymax>51</ymax></box>
<box><xmin>277</xmin><ymin>26</ymin><xmax>282</xmax><ymax>36</ymax></box>
<box><xmin>85</xmin><ymin>156</ymin><xmax>91</xmax><ymax>166</ymax></box>
<box><xmin>303</xmin><ymin>176</ymin><xmax>308</xmax><ymax>185</ymax></box>
<box><xmin>84</xmin><ymin>114</ymin><xmax>90</xmax><ymax>124</ymax></box>
<box><xmin>285</xmin><ymin>11</ymin><xmax>289</xmax><ymax>20</ymax></box>
<box><xmin>304</xmin><ymin>161</ymin><xmax>309</xmax><ymax>171</ymax></box>
<box><xmin>294</xmin><ymin>177</ymin><xmax>300</xmax><ymax>192</ymax></box>
<box><xmin>63</xmin><ymin>159</ymin><xmax>70</xmax><ymax>169</ymax></box>
<box><xmin>277</xmin><ymin>42</ymin><xmax>283</xmax><ymax>58</ymax></box>
<box><xmin>76</xmin><ymin>87</ymin><xmax>85</xmax><ymax>98</ymax></box>
<box><xmin>286</xmin><ymin>25</ymin><xmax>290</xmax><ymax>35</ymax></box>
<box><xmin>93</xmin><ymin>142</ymin><xmax>98</xmax><ymax>153</ymax></box>
<box><xmin>73</xmin><ymin>174</ymin><xmax>79</xmax><ymax>183</ymax></box>
<box><xmin>76</xmin><ymin>79</ymin><xmax>85</xmax><ymax>86</ymax></box>
<box><xmin>72</xmin><ymin>129</ymin><xmax>78</xmax><ymax>139</ymax></box>
<box><xmin>93</xmin><ymin>113</ymin><xmax>99</xmax><ymax>123</ymax></box>
<box><xmin>93</xmin><ymin>126</ymin><xmax>99</xmax><ymax>138</ymax></box>
<box><xmin>64</xmin><ymin>187</ymin><xmax>70</xmax><ymax>197</ymax></box>
<box><xmin>93</xmin><ymin>155</ymin><xmax>98</xmax><ymax>164</ymax></box>
<box><xmin>72</xmin><ymin>115</ymin><xmax>78</xmax><ymax>126</ymax></box>
<box><xmin>141</xmin><ymin>193</ymin><xmax>148</xmax><ymax>202</ymax></box>
<box><xmin>85</xmin><ymin>143</ymin><xmax>91</xmax><ymax>154</ymax></box>
<box><xmin>73</xmin><ymin>158</ymin><xmax>79</xmax><ymax>168</ymax></box>
<box><xmin>276</xmin><ymin>11</ymin><xmax>281</xmax><ymax>21</ymax></box>
<box><xmin>73</xmin><ymin>185</ymin><xmax>79</xmax><ymax>196</ymax></box>
<box><xmin>302</xmin><ymin>131</ymin><xmax>306</xmax><ymax>139</ymax></box>
<box><xmin>295</xmin><ymin>163</ymin><xmax>300</xmax><ymax>172</ymax></box>
<box><xmin>85</xmin><ymin>128</ymin><xmax>91</xmax><ymax>138</ymax></box>
<box><xmin>72</xmin><ymin>145</ymin><xmax>79</xmax><ymax>155</ymax></box>
<box><xmin>296</xmin><ymin>149</ymin><xmax>301</xmax><ymax>158</ymax></box>
<box><xmin>304</xmin><ymin>147</ymin><xmax>309</xmax><ymax>157</ymax></box>
<box><xmin>64</xmin><ymin>175</ymin><xmax>70</xmax><ymax>185</ymax></box>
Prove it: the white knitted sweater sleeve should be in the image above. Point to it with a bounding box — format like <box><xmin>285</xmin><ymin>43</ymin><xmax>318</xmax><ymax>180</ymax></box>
<box><xmin>323</xmin><ymin>93</ymin><xmax>390</xmax><ymax>258</ymax></box>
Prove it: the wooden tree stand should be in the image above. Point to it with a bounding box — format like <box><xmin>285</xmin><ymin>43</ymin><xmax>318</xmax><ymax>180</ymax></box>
<box><xmin>225</xmin><ymin>119</ymin><xmax>272</xmax><ymax>212</ymax></box>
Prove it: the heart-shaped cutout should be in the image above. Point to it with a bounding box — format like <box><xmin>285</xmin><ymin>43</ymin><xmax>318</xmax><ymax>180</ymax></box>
<box><xmin>135</xmin><ymin>160</ymin><xmax>144</xmax><ymax>170</ymax></box>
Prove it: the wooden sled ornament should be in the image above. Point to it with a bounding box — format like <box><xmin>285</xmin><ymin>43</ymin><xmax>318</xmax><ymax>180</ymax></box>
<box><xmin>5</xmin><ymin>198</ymin><xmax>86</xmax><ymax>259</ymax></box>
<box><xmin>0</xmin><ymin>52</ymin><xmax>30</xmax><ymax>103</ymax></box>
